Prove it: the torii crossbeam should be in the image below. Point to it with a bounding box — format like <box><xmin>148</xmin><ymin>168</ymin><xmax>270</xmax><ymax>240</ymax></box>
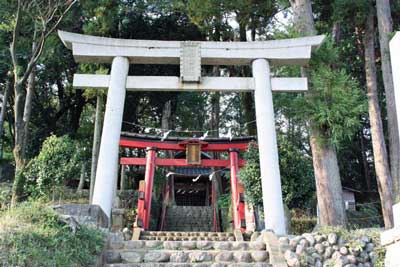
<box><xmin>58</xmin><ymin>30</ymin><xmax>325</xmax><ymax>235</ymax></box>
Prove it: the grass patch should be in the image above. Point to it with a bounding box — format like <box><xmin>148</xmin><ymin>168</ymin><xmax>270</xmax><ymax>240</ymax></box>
<box><xmin>0</xmin><ymin>201</ymin><xmax>104</xmax><ymax>267</ymax></box>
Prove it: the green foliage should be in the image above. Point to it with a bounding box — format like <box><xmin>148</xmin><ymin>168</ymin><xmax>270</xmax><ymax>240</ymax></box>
<box><xmin>347</xmin><ymin>202</ymin><xmax>383</xmax><ymax>229</ymax></box>
<box><xmin>217</xmin><ymin>192</ymin><xmax>232</xmax><ymax>209</ymax></box>
<box><xmin>0</xmin><ymin>182</ymin><xmax>12</xmax><ymax>207</ymax></box>
<box><xmin>0</xmin><ymin>201</ymin><xmax>104</xmax><ymax>267</ymax></box>
<box><xmin>24</xmin><ymin>135</ymin><xmax>87</xmax><ymax>198</ymax></box>
<box><xmin>290</xmin><ymin>217</ymin><xmax>317</xmax><ymax>235</ymax></box>
<box><xmin>240</xmin><ymin>141</ymin><xmax>316</xmax><ymax>209</ymax></box>
<box><xmin>332</xmin><ymin>0</ymin><xmax>369</xmax><ymax>27</ymax></box>
<box><xmin>278</xmin><ymin>135</ymin><xmax>315</xmax><ymax>208</ymax></box>
<box><xmin>300</xmin><ymin>41</ymin><xmax>367</xmax><ymax>145</ymax></box>
<box><xmin>239</xmin><ymin>142</ymin><xmax>262</xmax><ymax>206</ymax></box>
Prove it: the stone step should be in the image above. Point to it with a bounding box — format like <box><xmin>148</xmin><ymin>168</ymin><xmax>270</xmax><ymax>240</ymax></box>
<box><xmin>140</xmin><ymin>235</ymin><xmax>236</xmax><ymax>241</ymax></box>
<box><xmin>105</xmin><ymin>235</ymin><xmax>271</xmax><ymax>266</ymax></box>
<box><xmin>105</xmin><ymin>263</ymin><xmax>272</xmax><ymax>267</ymax></box>
<box><xmin>140</xmin><ymin>231</ymin><xmax>236</xmax><ymax>241</ymax></box>
<box><xmin>165</xmin><ymin>206</ymin><xmax>214</xmax><ymax>232</ymax></box>
<box><xmin>105</xmin><ymin>250</ymin><xmax>269</xmax><ymax>264</ymax></box>
<box><xmin>141</xmin><ymin>231</ymin><xmax>234</xmax><ymax>237</ymax></box>
<box><xmin>109</xmin><ymin>240</ymin><xmax>266</xmax><ymax>251</ymax></box>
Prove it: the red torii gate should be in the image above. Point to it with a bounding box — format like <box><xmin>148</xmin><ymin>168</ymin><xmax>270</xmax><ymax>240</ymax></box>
<box><xmin>119</xmin><ymin>133</ymin><xmax>252</xmax><ymax>232</ymax></box>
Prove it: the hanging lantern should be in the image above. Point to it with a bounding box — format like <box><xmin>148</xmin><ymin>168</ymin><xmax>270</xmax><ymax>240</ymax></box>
<box><xmin>186</xmin><ymin>142</ymin><xmax>201</xmax><ymax>165</ymax></box>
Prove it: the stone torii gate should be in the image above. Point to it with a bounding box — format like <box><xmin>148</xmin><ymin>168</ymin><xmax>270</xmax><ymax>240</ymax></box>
<box><xmin>58</xmin><ymin>30</ymin><xmax>324</xmax><ymax>235</ymax></box>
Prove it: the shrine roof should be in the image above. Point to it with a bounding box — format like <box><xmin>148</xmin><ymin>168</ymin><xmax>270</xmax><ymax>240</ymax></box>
<box><xmin>120</xmin><ymin>132</ymin><xmax>256</xmax><ymax>144</ymax></box>
<box><xmin>174</xmin><ymin>167</ymin><xmax>212</xmax><ymax>177</ymax></box>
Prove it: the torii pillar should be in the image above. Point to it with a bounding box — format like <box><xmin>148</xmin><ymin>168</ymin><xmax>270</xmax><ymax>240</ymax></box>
<box><xmin>391</xmin><ymin>32</ymin><xmax>400</xmax><ymax>149</ymax></box>
<box><xmin>91</xmin><ymin>57</ymin><xmax>129</xmax><ymax>220</ymax></box>
<box><xmin>253</xmin><ymin>59</ymin><xmax>286</xmax><ymax>235</ymax></box>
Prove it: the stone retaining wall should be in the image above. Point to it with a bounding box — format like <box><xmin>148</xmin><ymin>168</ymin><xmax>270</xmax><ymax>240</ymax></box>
<box><xmin>281</xmin><ymin>231</ymin><xmax>380</xmax><ymax>267</ymax></box>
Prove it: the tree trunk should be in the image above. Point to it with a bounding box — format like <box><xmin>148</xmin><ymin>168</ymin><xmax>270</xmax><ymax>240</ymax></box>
<box><xmin>360</xmin><ymin>131</ymin><xmax>372</xmax><ymax>191</ymax></box>
<box><xmin>77</xmin><ymin>162</ymin><xmax>86</xmax><ymax>192</ymax></box>
<box><xmin>11</xmin><ymin>81</ymin><xmax>27</xmax><ymax>206</ymax></box>
<box><xmin>290</xmin><ymin>0</ymin><xmax>347</xmax><ymax>226</ymax></box>
<box><xmin>237</xmin><ymin>16</ymin><xmax>257</xmax><ymax>136</ymax></box>
<box><xmin>364</xmin><ymin>10</ymin><xmax>394</xmax><ymax>228</ymax></box>
<box><xmin>89</xmin><ymin>95</ymin><xmax>104</xmax><ymax>202</ymax></box>
<box><xmin>22</xmin><ymin>67</ymin><xmax>35</xmax><ymax>157</ymax></box>
<box><xmin>376</xmin><ymin>0</ymin><xmax>400</xmax><ymax>201</ymax></box>
<box><xmin>290</xmin><ymin>0</ymin><xmax>315</xmax><ymax>37</ymax></box>
<box><xmin>310</xmin><ymin>131</ymin><xmax>347</xmax><ymax>225</ymax></box>
<box><xmin>0</xmin><ymin>79</ymin><xmax>12</xmax><ymax>140</ymax></box>
<box><xmin>210</xmin><ymin>67</ymin><xmax>220</xmax><ymax>138</ymax></box>
<box><xmin>161</xmin><ymin>100</ymin><xmax>172</xmax><ymax>130</ymax></box>
<box><xmin>241</xmin><ymin>92</ymin><xmax>256</xmax><ymax>136</ymax></box>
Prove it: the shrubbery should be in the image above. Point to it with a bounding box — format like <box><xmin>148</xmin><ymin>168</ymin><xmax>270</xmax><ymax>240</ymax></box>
<box><xmin>239</xmin><ymin>142</ymin><xmax>263</xmax><ymax>206</ymax></box>
<box><xmin>290</xmin><ymin>216</ymin><xmax>317</xmax><ymax>235</ymax></box>
<box><xmin>24</xmin><ymin>134</ymin><xmax>90</xmax><ymax>198</ymax></box>
<box><xmin>239</xmin><ymin>142</ymin><xmax>316</xmax><ymax>209</ymax></box>
<box><xmin>0</xmin><ymin>201</ymin><xmax>104</xmax><ymax>266</ymax></box>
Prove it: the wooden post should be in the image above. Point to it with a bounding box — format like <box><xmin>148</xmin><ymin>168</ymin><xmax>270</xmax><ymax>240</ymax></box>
<box><xmin>143</xmin><ymin>147</ymin><xmax>157</xmax><ymax>230</ymax></box>
<box><xmin>238</xmin><ymin>182</ymin><xmax>247</xmax><ymax>232</ymax></box>
<box><xmin>211</xmin><ymin>180</ymin><xmax>219</xmax><ymax>232</ymax></box>
<box><xmin>136</xmin><ymin>180</ymin><xmax>146</xmax><ymax>228</ymax></box>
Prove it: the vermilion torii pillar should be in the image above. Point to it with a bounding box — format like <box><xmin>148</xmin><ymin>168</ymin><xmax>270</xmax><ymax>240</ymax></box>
<box><xmin>143</xmin><ymin>147</ymin><xmax>157</xmax><ymax>229</ymax></box>
<box><xmin>229</xmin><ymin>148</ymin><xmax>245</xmax><ymax>232</ymax></box>
<box><xmin>58</xmin><ymin>30</ymin><xmax>324</xmax><ymax>235</ymax></box>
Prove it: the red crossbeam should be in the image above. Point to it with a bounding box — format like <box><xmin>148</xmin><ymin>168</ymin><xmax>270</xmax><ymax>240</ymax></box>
<box><xmin>120</xmin><ymin>157</ymin><xmax>246</xmax><ymax>167</ymax></box>
<box><xmin>119</xmin><ymin>138</ymin><xmax>249</xmax><ymax>151</ymax></box>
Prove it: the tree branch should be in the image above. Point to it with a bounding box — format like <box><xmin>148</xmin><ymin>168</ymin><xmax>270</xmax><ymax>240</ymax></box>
<box><xmin>10</xmin><ymin>0</ymin><xmax>22</xmax><ymax>80</ymax></box>
<box><xmin>19</xmin><ymin>0</ymin><xmax>78</xmax><ymax>86</ymax></box>
<box><xmin>44</xmin><ymin>0</ymin><xmax>77</xmax><ymax>39</ymax></box>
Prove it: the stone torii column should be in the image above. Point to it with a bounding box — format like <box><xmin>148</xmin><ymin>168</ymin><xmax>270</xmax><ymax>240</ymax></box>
<box><xmin>252</xmin><ymin>59</ymin><xmax>286</xmax><ymax>235</ymax></box>
<box><xmin>390</xmin><ymin>32</ymin><xmax>400</xmax><ymax>144</ymax></box>
<box><xmin>91</xmin><ymin>56</ymin><xmax>129</xmax><ymax>219</ymax></box>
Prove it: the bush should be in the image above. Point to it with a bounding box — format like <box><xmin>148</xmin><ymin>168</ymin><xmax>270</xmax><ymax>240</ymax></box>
<box><xmin>239</xmin><ymin>142</ymin><xmax>316</xmax><ymax>209</ymax></box>
<box><xmin>290</xmin><ymin>216</ymin><xmax>317</xmax><ymax>235</ymax></box>
<box><xmin>347</xmin><ymin>202</ymin><xmax>383</xmax><ymax>229</ymax></box>
<box><xmin>239</xmin><ymin>142</ymin><xmax>263</xmax><ymax>206</ymax></box>
<box><xmin>0</xmin><ymin>201</ymin><xmax>104</xmax><ymax>267</ymax></box>
<box><xmin>0</xmin><ymin>182</ymin><xmax>12</xmax><ymax>208</ymax></box>
<box><xmin>24</xmin><ymin>135</ymin><xmax>87</xmax><ymax>198</ymax></box>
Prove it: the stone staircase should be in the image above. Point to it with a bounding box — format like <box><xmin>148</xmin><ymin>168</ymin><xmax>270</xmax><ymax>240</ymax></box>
<box><xmin>140</xmin><ymin>231</ymin><xmax>236</xmax><ymax>241</ymax></box>
<box><xmin>164</xmin><ymin>206</ymin><xmax>214</xmax><ymax>232</ymax></box>
<box><xmin>104</xmin><ymin>237</ymin><xmax>272</xmax><ymax>266</ymax></box>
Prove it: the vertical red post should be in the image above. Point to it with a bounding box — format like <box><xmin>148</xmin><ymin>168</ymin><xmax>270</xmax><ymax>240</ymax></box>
<box><xmin>229</xmin><ymin>148</ymin><xmax>241</xmax><ymax>230</ymax></box>
<box><xmin>237</xmin><ymin>182</ymin><xmax>246</xmax><ymax>232</ymax></box>
<box><xmin>143</xmin><ymin>147</ymin><xmax>157</xmax><ymax>230</ymax></box>
<box><xmin>136</xmin><ymin>180</ymin><xmax>146</xmax><ymax>228</ymax></box>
